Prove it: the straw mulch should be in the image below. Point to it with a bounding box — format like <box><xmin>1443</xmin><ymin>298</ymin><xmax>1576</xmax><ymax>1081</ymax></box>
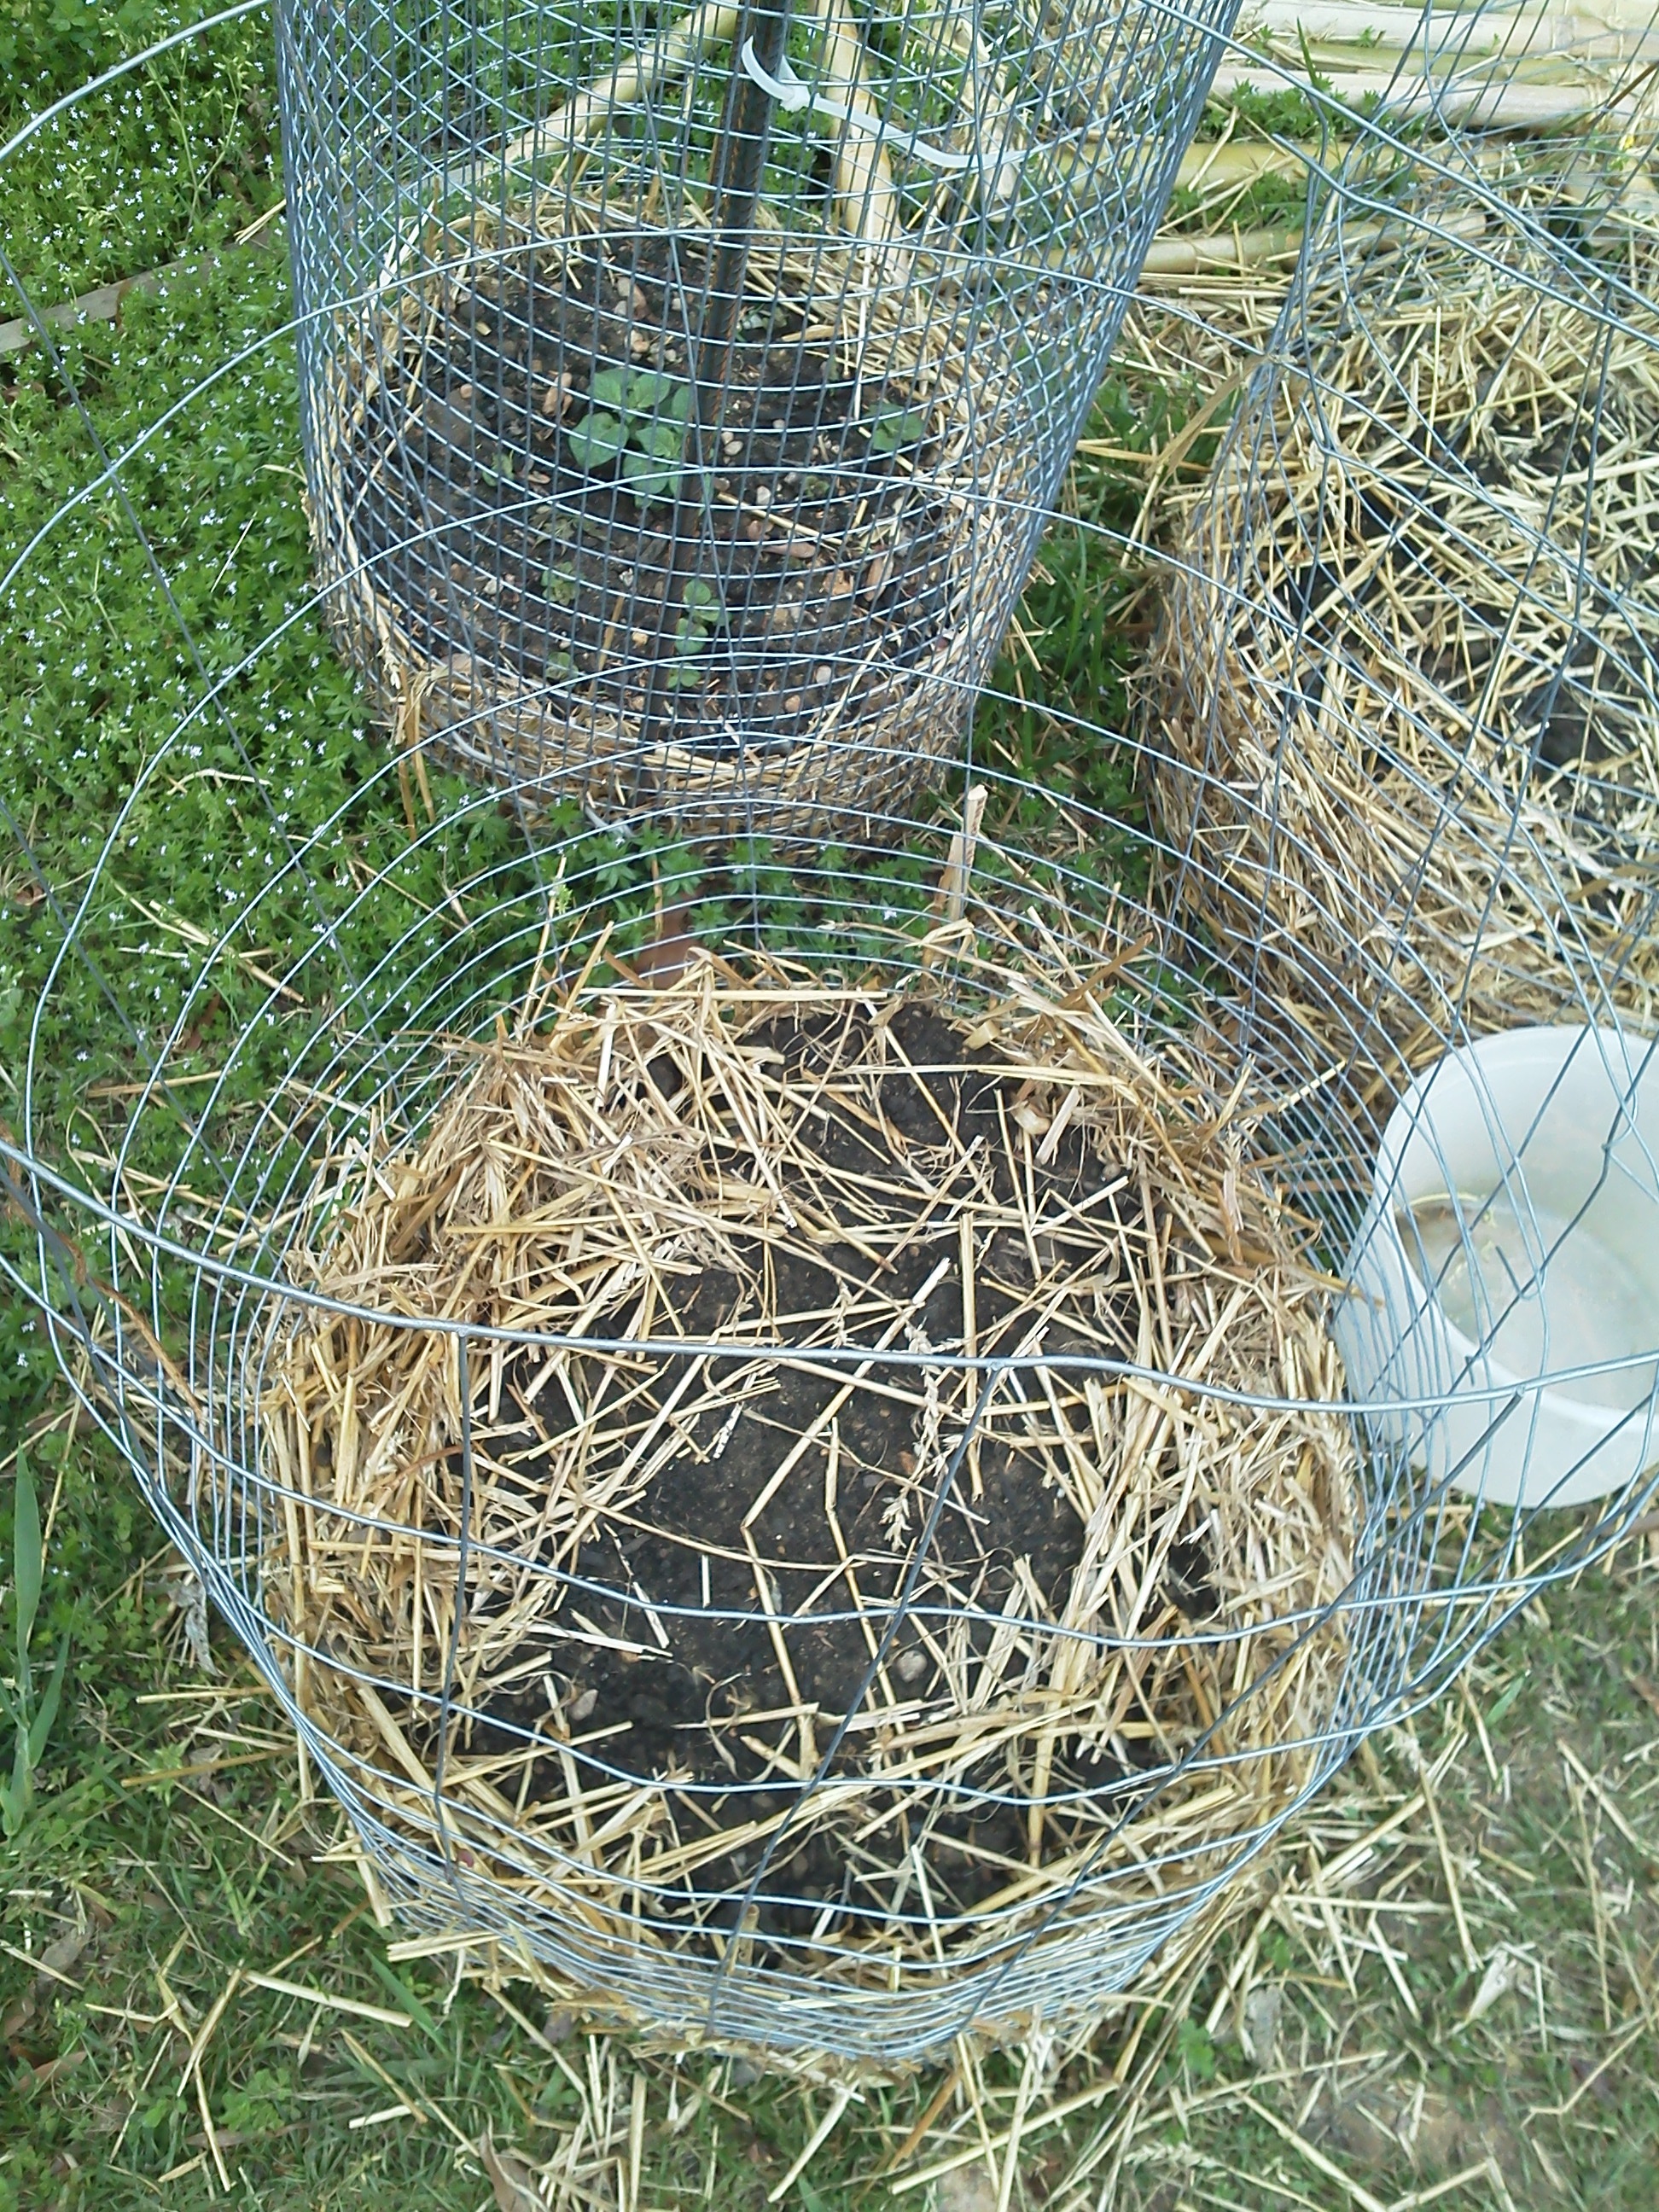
<box><xmin>313</xmin><ymin>192</ymin><xmax>1019</xmax><ymax>837</ymax></box>
<box><xmin>1144</xmin><ymin>163</ymin><xmax>1659</xmax><ymax>1086</ymax></box>
<box><xmin>260</xmin><ymin>947</ymin><xmax>1359</xmax><ymax>2007</ymax></box>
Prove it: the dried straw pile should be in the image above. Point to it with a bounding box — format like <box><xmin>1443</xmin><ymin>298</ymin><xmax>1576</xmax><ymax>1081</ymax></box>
<box><xmin>261</xmin><ymin>949</ymin><xmax>1359</xmax><ymax>2008</ymax></box>
<box><xmin>312</xmin><ymin>192</ymin><xmax>1016</xmax><ymax>837</ymax></box>
<box><xmin>1144</xmin><ymin>162</ymin><xmax>1659</xmax><ymax>1082</ymax></box>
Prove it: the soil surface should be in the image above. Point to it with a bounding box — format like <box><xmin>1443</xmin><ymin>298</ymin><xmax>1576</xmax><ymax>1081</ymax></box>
<box><xmin>342</xmin><ymin>233</ymin><xmax>959</xmax><ymax>751</ymax></box>
<box><xmin>409</xmin><ymin>1004</ymin><xmax>1213</xmax><ymax>1947</ymax></box>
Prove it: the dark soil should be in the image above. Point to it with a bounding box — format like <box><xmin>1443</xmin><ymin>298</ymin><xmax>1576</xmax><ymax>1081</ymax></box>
<box><xmin>342</xmin><ymin>231</ymin><xmax>960</xmax><ymax>752</ymax></box>
<box><xmin>413</xmin><ymin>1004</ymin><xmax>1208</xmax><ymax>1952</ymax></box>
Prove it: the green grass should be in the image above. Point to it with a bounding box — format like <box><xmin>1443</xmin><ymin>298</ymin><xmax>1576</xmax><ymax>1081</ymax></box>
<box><xmin>5</xmin><ymin>1401</ymin><xmax>1659</xmax><ymax>2208</ymax></box>
<box><xmin>4</xmin><ymin>26</ymin><xmax>1659</xmax><ymax>2212</ymax></box>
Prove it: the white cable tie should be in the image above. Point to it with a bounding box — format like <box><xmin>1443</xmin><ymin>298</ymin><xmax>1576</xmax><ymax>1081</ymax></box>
<box><xmin>737</xmin><ymin>39</ymin><xmax>981</xmax><ymax>174</ymax></box>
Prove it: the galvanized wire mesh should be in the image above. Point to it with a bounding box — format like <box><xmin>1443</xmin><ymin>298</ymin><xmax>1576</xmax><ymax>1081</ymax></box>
<box><xmin>274</xmin><ymin>0</ymin><xmax>1241</xmax><ymax>834</ymax></box>
<box><xmin>1146</xmin><ymin>92</ymin><xmax>1659</xmax><ymax>1090</ymax></box>
<box><xmin>1144</xmin><ymin>39</ymin><xmax>1659</xmax><ymax>1557</ymax></box>
<box><xmin>2</xmin><ymin>4</ymin><xmax>1657</xmax><ymax>2064</ymax></box>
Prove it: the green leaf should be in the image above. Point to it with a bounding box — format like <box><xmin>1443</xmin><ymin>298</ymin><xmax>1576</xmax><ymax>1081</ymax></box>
<box><xmin>683</xmin><ymin>578</ymin><xmax>720</xmax><ymax>613</ymax></box>
<box><xmin>1485</xmin><ymin>1675</ymin><xmax>1525</xmax><ymax>1729</ymax></box>
<box><xmin>624</xmin><ymin>366</ymin><xmax>671</xmax><ymax>409</ymax></box>
<box><xmin>866</xmin><ymin>405</ymin><xmax>930</xmax><ymax>456</ymax></box>
<box><xmin>12</xmin><ymin>1449</ymin><xmax>41</xmax><ymax>1658</ymax></box>
<box><xmin>636</xmin><ymin>419</ymin><xmax>690</xmax><ymax>463</ymax></box>
<box><xmin>626</xmin><ymin>367</ymin><xmax>692</xmax><ymax>420</ymax></box>
<box><xmin>565</xmin><ymin>411</ymin><xmax>626</xmax><ymax>469</ymax></box>
<box><xmin>26</xmin><ymin>1635</ymin><xmax>70</xmax><ymax>1767</ymax></box>
<box><xmin>587</xmin><ymin>366</ymin><xmax>632</xmax><ymax>410</ymax></box>
<box><xmin>621</xmin><ymin>449</ymin><xmax>684</xmax><ymax>502</ymax></box>
<box><xmin>366</xmin><ymin>1954</ymin><xmax>445</xmax><ymax>2044</ymax></box>
<box><xmin>1173</xmin><ymin>2017</ymin><xmax>1216</xmax><ymax>2082</ymax></box>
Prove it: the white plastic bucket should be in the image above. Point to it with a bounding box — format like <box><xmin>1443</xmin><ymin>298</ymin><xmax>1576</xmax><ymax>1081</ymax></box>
<box><xmin>1336</xmin><ymin>1026</ymin><xmax>1659</xmax><ymax>1509</ymax></box>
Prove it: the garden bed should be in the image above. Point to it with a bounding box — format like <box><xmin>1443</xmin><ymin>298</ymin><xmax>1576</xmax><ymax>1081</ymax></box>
<box><xmin>265</xmin><ymin>954</ymin><xmax>1359</xmax><ymax>1997</ymax></box>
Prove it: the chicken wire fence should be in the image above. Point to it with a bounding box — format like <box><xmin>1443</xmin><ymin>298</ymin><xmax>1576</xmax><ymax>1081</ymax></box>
<box><xmin>274</xmin><ymin>0</ymin><xmax>1240</xmax><ymax>835</ymax></box>
<box><xmin>0</xmin><ymin>5</ymin><xmax>1656</xmax><ymax>2066</ymax></box>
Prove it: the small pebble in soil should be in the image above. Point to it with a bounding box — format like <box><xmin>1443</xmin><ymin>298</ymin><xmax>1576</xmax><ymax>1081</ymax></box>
<box><xmin>896</xmin><ymin>1649</ymin><xmax>928</xmax><ymax>1683</ymax></box>
<box><xmin>570</xmin><ymin>1686</ymin><xmax>597</xmax><ymax>1721</ymax></box>
<box><xmin>814</xmin><ymin>664</ymin><xmax>833</xmax><ymax>684</ymax></box>
<box><xmin>753</xmin><ymin>486</ymin><xmax>771</xmax><ymax>507</ymax></box>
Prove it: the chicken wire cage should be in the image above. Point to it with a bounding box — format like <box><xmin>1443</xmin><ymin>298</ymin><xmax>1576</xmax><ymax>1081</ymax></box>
<box><xmin>275</xmin><ymin>0</ymin><xmax>1241</xmax><ymax>835</ymax></box>
<box><xmin>3</xmin><ymin>15</ymin><xmax>1659</xmax><ymax>2071</ymax></box>
<box><xmin>1145</xmin><ymin>76</ymin><xmax>1659</xmax><ymax>1103</ymax></box>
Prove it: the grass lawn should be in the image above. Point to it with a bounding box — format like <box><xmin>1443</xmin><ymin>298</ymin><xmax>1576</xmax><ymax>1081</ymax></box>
<box><xmin>3</xmin><ymin>13</ymin><xmax>1659</xmax><ymax>2210</ymax></box>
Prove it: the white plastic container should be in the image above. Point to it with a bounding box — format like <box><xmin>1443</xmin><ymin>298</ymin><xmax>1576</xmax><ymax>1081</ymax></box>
<box><xmin>1336</xmin><ymin>1026</ymin><xmax>1659</xmax><ymax>1509</ymax></box>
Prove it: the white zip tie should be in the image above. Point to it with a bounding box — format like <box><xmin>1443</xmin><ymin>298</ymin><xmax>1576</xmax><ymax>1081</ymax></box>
<box><xmin>738</xmin><ymin>39</ymin><xmax>980</xmax><ymax>173</ymax></box>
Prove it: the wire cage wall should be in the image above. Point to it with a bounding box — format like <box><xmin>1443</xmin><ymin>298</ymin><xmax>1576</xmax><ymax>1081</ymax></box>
<box><xmin>1145</xmin><ymin>90</ymin><xmax>1659</xmax><ymax>1102</ymax></box>
<box><xmin>3</xmin><ymin>9</ymin><xmax>1659</xmax><ymax>2069</ymax></box>
<box><xmin>1</xmin><ymin>759</ymin><xmax>1432</xmax><ymax>2062</ymax></box>
<box><xmin>273</xmin><ymin>0</ymin><xmax>1241</xmax><ymax>835</ymax></box>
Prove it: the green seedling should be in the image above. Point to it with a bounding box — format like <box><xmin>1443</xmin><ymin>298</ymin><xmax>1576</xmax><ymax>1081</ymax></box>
<box><xmin>666</xmin><ymin>575</ymin><xmax>724</xmax><ymax>688</ymax></box>
<box><xmin>866</xmin><ymin>404</ymin><xmax>930</xmax><ymax>457</ymax></box>
<box><xmin>567</xmin><ymin>365</ymin><xmax>698</xmax><ymax>503</ymax></box>
<box><xmin>563</xmin><ymin>410</ymin><xmax>627</xmax><ymax>469</ymax></box>
<box><xmin>0</xmin><ymin>1450</ymin><xmax>72</xmax><ymax>1837</ymax></box>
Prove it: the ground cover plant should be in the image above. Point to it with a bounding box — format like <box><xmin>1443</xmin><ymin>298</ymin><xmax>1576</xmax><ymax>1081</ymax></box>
<box><xmin>3</xmin><ymin>11</ymin><xmax>1659</xmax><ymax>2209</ymax></box>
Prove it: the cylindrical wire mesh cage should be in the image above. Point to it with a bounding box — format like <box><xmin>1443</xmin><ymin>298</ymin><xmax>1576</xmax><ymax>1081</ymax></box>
<box><xmin>1145</xmin><ymin>106</ymin><xmax>1659</xmax><ymax>1096</ymax></box>
<box><xmin>273</xmin><ymin>0</ymin><xmax>1239</xmax><ymax>834</ymax></box>
<box><xmin>4</xmin><ymin>9</ymin><xmax>1659</xmax><ymax>2069</ymax></box>
<box><xmin>10</xmin><ymin>762</ymin><xmax>1417</xmax><ymax>2062</ymax></box>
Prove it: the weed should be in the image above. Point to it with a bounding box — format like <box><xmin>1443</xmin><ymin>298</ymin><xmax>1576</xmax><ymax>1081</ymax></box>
<box><xmin>865</xmin><ymin>402</ymin><xmax>930</xmax><ymax>455</ymax></box>
<box><xmin>0</xmin><ymin>1450</ymin><xmax>70</xmax><ymax>1836</ymax></box>
<box><xmin>667</xmin><ymin>573</ymin><xmax>724</xmax><ymax>683</ymax></box>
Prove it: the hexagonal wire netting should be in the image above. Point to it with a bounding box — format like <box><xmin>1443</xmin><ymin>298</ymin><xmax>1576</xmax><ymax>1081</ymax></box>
<box><xmin>0</xmin><ymin>3</ymin><xmax>1656</xmax><ymax>2065</ymax></box>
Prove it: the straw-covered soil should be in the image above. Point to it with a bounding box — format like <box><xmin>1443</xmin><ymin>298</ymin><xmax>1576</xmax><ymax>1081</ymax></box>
<box><xmin>260</xmin><ymin>948</ymin><xmax>1359</xmax><ymax>2003</ymax></box>
<box><xmin>313</xmin><ymin>194</ymin><xmax>1022</xmax><ymax>834</ymax></box>
<box><xmin>1144</xmin><ymin>155</ymin><xmax>1659</xmax><ymax>1086</ymax></box>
